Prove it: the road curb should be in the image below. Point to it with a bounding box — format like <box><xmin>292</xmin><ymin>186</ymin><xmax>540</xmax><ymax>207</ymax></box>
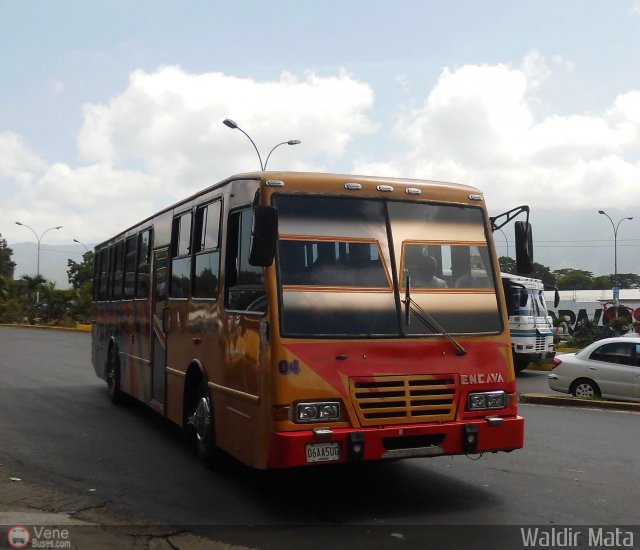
<box><xmin>0</xmin><ymin>323</ymin><xmax>91</xmax><ymax>333</ymax></box>
<box><xmin>519</xmin><ymin>392</ymin><xmax>640</xmax><ymax>412</ymax></box>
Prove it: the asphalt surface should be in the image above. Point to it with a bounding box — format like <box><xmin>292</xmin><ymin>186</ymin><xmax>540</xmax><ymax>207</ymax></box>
<box><xmin>1</xmin><ymin>327</ymin><xmax>639</xmax><ymax>549</ymax></box>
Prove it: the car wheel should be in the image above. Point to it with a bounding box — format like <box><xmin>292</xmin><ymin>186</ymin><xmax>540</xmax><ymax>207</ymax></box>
<box><xmin>571</xmin><ymin>379</ymin><xmax>600</xmax><ymax>399</ymax></box>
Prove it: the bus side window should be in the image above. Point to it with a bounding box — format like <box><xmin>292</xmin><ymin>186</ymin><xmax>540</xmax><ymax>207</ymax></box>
<box><xmin>97</xmin><ymin>248</ymin><xmax>110</xmax><ymax>301</ymax></box>
<box><xmin>225</xmin><ymin>208</ymin><xmax>266</xmax><ymax>312</ymax></box>
<box><xmin>136</xmin><ymin>229</ymin><xmax>152</xmax><ymax>299</ymax></box>
<box><xmin>111</xmin><ymin>241</ymin><xmax>124</xmax><ymax>300</ymax></box>
<box><xmin>123</xmin><ymin>236</ymin><xmax>137</xmax><ymax>299</ymax></box>
<box><xmin>193</xmin><ymin>201</ymin><xmax>221</xmax><ymax>300</ymax></box>
<box><xmin>170</xmin><ymin>211</ymin><xmax>192</xmax><ymax>299</ymax></box>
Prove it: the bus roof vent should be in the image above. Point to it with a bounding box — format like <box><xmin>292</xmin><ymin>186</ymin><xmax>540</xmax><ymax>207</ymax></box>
<box><xmin>266</xmin><ymin>180</ymin><xmax>285</xmax><ymax>187</ymax></box>
<box><xmin>377</xmin><ymin>185</ymin><xmax>394</xmax><ymax>192</ymax></box>
<box><xmin>405</xmin><ymin>187</ymin><xmax>422</xmax><ymax>195</ymax></box>
<box><xmin>344</xmin><ymin>183</ymin><xmax>362</xmax><ymax>190</ymax></box>
<box><xmin>469</xmin><ymin>193</ymin><xmax>483</xmax><ymax>201</ymax></box>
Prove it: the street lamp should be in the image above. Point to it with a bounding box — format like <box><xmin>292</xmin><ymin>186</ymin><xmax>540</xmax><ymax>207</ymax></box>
<box><xmin>264</xmin><ymin>140</ymin><xmax>301</xmax><ymax>170</ymax></box>
<box><xmin>222</xmin><ymin>119</ymin><xmax>300</xmax><ymax>171</ymax></box>
<box><xmin>15</xmin><ymin>222</ymin><xmax>63</xmax><ymax>277</ymax></box>
<box><xmin>598</xmin><ymin>210</ymin><xmax>633</xmax><ymax>317</ymax></box>
<box><xmin>497</xmin><ymin>228</ymin><xmax>509</xmax><ymax>258</ymax></box>
<box><xmin>73</xmin><ymin>238</ymin><xmax>89</xmax><ymax>252</ymax></box>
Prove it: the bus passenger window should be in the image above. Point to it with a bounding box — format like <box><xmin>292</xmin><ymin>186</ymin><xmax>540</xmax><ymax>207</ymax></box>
<box><xmin>225</xmin><ymin>208</ymin><xmax>266</xmax><ymax>312</ymax></box>
<box><xmin>97</xmin><ymin>248</ymin><xmax>110</xmax><ymax>301</ymax></box>
<box><xmin>123</xmin><ymin>236</ymin><xmax>137</xmax><ymax>299</ymax></box>
<box><xmin>136</xmin><ymin>229</ymin><xmax>152</xmax><ymax>299</ymax></box>
<box><xmin>193</xmin><ymin>201</ymin><xmax>221</xmax><ymax>299</ymax></box>
<box><xmin>170</xmin><ymin>212</ymin><xmax>192</xmax><ymax>299</ymax></box>
<box><xmin>111</xmin><ymin>241</ymin><xmax>124</xmax><ymax>300</ymax></box>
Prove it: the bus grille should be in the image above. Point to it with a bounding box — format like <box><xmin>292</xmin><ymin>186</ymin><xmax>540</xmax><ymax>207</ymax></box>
<box><xmin>535</xmin><ymin>335</ymin><xmax>550</xmax><ymax>352</ymax></box>
<box><xmin>349</xmin><ymin>375</ymin><xmax>458</xmax><ymax>426</ymax></box>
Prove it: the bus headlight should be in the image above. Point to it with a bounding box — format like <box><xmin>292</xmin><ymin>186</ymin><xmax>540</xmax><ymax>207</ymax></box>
<box><xmin>295</xmin><ymin>402</ymin><xmax>341</xmax><ymax>423</ymax></box>
<box><xmin>467</xmin><ymin>391</ymin><xmax>507</xmax><ymax>411</ymax></box>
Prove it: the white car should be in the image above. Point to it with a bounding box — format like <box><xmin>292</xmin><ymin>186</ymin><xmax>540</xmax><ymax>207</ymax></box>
<box><xmin>548</xmin><ymin>336</ymin><xmax>640</xmax><ymax>402</ymax></box>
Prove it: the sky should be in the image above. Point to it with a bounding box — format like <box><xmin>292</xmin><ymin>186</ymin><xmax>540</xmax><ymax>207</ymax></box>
<box><xmin>3</xmin><ymin>0</ymin><xmax>640</xmax><ymax>282</ymax></box>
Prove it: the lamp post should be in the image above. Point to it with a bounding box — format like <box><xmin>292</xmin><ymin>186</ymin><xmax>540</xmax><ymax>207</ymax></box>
<box><xmin>264</xmin><ymin>140</ymin><xmax>301</xmax><ymax>170</ymax></box>
<box><xmin>222</xmin><ymin>119</ymin><xmax>300</xmax><ymax>171</ymax></box>
<box><xmin>73</xmin><ymin>238</ymin><xmax>89</xmax><ymax>253</ymax></box>
<box><xmin>497</xmin><ymin>228</ymin><xmax>509</xmax><ymax>258</ymax></box>
<box><xmin>15</xmin><ymin>222</ymin><xmax>63</xmax><ymax>277</ymax></box>
<box><xmin>598</xmin><ymin>210</ymin><xmax>633</xmax><ymax>317</ymax></box>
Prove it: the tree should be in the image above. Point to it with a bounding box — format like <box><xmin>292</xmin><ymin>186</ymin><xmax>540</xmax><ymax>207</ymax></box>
<box><xmin>0</xmin><ymin>234</ymin><xmax>16</xmax><ymax>279</ymax></box>
<box><xmin>67</xmin><ymin>251</ymin><xmax>94</xmax><ymax>289</ymax></box>
<box><xmin>553</xmin><ymin>268</ymin><xmax>595</xmax><ymax>290</ymax></box>
<box><xmin>499</xmin><ymin>256</ymin><xmax>517</xmax><ymax>274</ymax></box>
<box><xmin>499</xmin><ymin>257</ymin><xmax>556</xmax><ymax>286</ymax></box>
<box><xmin>593</xmin><ymin>275</ymin><xmax>614</xmax><ymax>289</ymax></box>
<box><xmin>614</xmin><ymin>273</ymin><xmax>640</xmax><ymax>289</ymax></box>
<box><xmin>530</xmin><ymin>262</ymin><xmax>556</xmax><ymax>286</ymax></box>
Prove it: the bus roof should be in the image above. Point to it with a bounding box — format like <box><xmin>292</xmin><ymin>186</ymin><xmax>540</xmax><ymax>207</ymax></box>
<box><xmin>95</xmin><ymin>171</ymin><xmax>484</xmax><ymax>249</ymax></box>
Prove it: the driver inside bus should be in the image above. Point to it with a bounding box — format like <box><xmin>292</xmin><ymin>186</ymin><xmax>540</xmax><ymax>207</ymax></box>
<box><xmin>409</xmin><ymin>252</ymin><xmax>447</xmax><ymax>288</ymax></box>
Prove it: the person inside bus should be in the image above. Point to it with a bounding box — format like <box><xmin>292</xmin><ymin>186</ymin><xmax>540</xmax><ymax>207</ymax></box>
<box><xmin>411</xmin><ymin>253</ymin><xmax>447</xmax><ymax>288</ymax></box>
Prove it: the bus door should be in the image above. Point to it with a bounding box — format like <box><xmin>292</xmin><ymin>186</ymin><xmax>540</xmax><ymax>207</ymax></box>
<box><xmin>151</xmin><ymin>247</ymin><xmax>169</xmax><ymax>407</ymax></box>
<box><xmin>220</xmin><ymin>205</ymin><xmax>266</xmax><ymax>464</ymax></box>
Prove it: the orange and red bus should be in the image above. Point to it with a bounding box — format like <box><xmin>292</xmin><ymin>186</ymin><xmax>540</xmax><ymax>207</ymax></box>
<box><xmin>92</xmin><ymin>171</ymin><xmax>531</xmax><ymax>469</ymax></box>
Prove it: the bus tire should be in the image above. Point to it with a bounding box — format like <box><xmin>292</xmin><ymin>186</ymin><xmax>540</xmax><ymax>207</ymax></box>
<box><xmin>106</xmin><ymin>347</ymin><xmax>123</xmax><ymax>405</ymax></box>
<box><xmin>189</xmin><ymin>379</ymin><xmax>222</xmax><ymax>467</ymax></box>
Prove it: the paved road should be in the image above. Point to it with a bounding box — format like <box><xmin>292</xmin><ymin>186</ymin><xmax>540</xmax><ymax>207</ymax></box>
<box><xmin>0</xmin><ymin>327</ymin><xmax>638</xmax><ymax>549</ymax></box>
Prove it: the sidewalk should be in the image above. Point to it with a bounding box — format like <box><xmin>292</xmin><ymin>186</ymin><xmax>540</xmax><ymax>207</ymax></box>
<box><xmin>0</xmin><ymin>474</ymin><xmax>253</xmax><ymax>550</ymax></box>
<box><xmin>519</xmin><ymin>392</ymin><xmax>640</xmax><ymax>412</ymax></box>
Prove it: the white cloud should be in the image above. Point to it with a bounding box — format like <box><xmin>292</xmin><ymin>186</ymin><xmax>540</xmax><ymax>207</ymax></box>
<box><xmin>78</xmin><ymin>66</ymin><xmax>376</xmax><ymax>184</ymax></box>
<box><xmin>0</xmin><ymin>132</ymin><xmax>47</xmax><ymax>184</ymax></box>
<box><xmin>2</xmin><ymin>67</ymin><xmax>376</xmax><ymax>244</ymax></box>
<box><xmin>630</xmin><ymin>1</ymin><xmax>640</xmax><ymax>16</ymax></box>
<box><xmin>354</xmin><ymin>52</ymin><xmax>640</xmax><ymax>212</ymax></box>
<box><xmin>4</xmin><ymin>55</ymin><xmax>640</xmax><ymax>257</ymax></box>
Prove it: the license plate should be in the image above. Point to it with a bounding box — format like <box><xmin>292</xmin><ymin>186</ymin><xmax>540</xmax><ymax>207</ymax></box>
<box><xmin>305</xmin><ymin>442</ymin><xmax>341</xmax><ymax>463</ymax></box>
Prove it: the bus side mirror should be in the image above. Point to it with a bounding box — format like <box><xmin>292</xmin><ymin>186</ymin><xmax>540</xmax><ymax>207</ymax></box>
<box><xmin>515</xmin><ymin>221</ymin><xmax>533</xmax><ymax>275</ymax></box>
<box><xmin>545</xmin><ymin>285</ymin><xmax>560</xmax><ymax>308</ymax></box>
<box><xmin>249</xmin><ymin>205</ymin><xmax>278</xmax><ymax>267</ymax></box>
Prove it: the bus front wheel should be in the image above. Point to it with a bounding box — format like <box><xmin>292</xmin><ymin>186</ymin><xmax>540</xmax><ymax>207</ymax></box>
<box><xmin>188</xmin><ymin>380</ymin><xmax>221</xmax><ymax>467</ymax></box>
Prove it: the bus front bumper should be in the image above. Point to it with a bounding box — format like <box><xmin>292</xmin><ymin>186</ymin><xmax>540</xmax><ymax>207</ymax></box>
<box><xmin>267</xmin><ymin>415</ymin><xmax>524</xmax><ymax>469</ymax></box>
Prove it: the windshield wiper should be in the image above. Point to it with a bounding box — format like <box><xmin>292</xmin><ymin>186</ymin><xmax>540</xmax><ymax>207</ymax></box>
<box><xmin>401</xmin><ymin>275</ymin><xmax>467</xmax><ymax>356</ymax></box>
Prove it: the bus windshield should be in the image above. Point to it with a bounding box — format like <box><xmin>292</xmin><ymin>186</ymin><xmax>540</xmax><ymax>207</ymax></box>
<box><xmin>511</xmin><ymin>287</ymin><xmax>548</xmax><ymax>317</ymax></box>
<box><xmin>275</xmin><ymin>195</ymin><xmax>501</xmax><ymax>338</ymax></box>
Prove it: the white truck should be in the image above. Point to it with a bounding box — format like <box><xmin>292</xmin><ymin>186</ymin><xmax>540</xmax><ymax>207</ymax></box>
<box><xmin>501</xmin><ymin>272</ymin><xmax>558</xmax><ymax>373</ymax></box>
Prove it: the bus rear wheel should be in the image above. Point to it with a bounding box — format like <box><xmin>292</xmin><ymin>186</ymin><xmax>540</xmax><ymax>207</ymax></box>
<box><xmin>106</xmin><ymin>348</ymin><xmax>123</xmax><ymax>404</ymax></box>
<box><xmin>188</xmin><ymin>380</ymin><xmax>222</xmax><ymax>467</ymax></box>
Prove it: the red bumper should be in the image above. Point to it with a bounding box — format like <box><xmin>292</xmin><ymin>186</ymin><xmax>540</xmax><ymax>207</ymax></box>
<box><xmin>267</xmin><ymin>416</ymin><xmax>524</xmax><ymax>469</ymax></box>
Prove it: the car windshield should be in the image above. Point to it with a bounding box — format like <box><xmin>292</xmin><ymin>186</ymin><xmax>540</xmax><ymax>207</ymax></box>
<box><xmin>274</xmin><ymin>194</ymin><xmax>501</xmax><ymax>338</ymax></box>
